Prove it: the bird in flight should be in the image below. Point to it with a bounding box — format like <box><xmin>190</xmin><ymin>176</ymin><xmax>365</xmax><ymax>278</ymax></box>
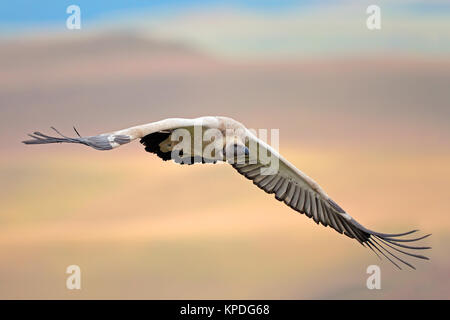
<box><xmin>23</xmin><ymin>116</ymin><xmax>430</xmax><ymax>269</ymax></box>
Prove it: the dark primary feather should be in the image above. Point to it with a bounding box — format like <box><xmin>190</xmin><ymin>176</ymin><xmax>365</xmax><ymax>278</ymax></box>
<box><xmin>23</xmin><ymin>127</ymin><xmax>91</xmax><ymax>147</ymax></box>
<box><xmin>22</xmin><ymin>127</ymin><xmax>130</xmax><ymax>150</ymax></box>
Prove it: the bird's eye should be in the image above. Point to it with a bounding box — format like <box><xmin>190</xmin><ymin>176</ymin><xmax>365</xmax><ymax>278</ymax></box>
<box><xmin>234</xmin><ymin>144</ymin><xmax>249</xmax><ymax>156</ymax></box>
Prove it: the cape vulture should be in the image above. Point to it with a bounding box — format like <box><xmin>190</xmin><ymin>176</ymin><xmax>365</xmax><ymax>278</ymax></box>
<box><xmin>23</xmin><ymin>116</ymin><xmax>431</xmax><ymax>269</ymax></box>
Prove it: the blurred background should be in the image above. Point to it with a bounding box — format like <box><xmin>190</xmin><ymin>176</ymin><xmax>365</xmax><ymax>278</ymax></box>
<box><xmin>0</xmin><ymin>0</ymin><xmax>449</xmax><ymax>299</ymax></box>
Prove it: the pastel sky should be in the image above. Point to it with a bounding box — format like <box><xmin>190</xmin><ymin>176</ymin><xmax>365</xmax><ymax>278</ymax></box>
<box><xmin>1</xmin><ymin>1</ymin><xmax>449</xmax><ymax>300</ymax></box>
<box><xmin>1</xmin><ymin>0</ymin><xmax>449</xmax><ymax>58</ymax></box>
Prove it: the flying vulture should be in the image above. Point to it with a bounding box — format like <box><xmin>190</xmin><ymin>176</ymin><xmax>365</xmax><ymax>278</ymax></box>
<box><xmin>23</xmin><ymin>116</ymin><xmax>431</xmax><ymax>269</ymax></box>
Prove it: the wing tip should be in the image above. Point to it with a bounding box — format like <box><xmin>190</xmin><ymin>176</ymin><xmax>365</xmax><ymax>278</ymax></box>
<box><xmin>364</xmin><ymin>229</ymin><xmax>432</xmax><ymax>270</ymax></box>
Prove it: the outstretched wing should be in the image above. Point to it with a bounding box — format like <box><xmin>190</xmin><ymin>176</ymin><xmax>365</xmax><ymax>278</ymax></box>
<box><xmin>232</xmin><ymin>132</ymin><xmax>431</xmax><ymax>270</ymax></box>
<box><xmin>22</xmin><ymin>117</ymin><xmax>220</xmax><ymax>151</ymax></box>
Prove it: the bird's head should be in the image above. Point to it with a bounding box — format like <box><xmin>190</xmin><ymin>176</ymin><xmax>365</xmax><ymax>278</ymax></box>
<box><xmin>223</xmin><ymin>143</ymin><xmax>249</xmax><ymax>163</ymax></box>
